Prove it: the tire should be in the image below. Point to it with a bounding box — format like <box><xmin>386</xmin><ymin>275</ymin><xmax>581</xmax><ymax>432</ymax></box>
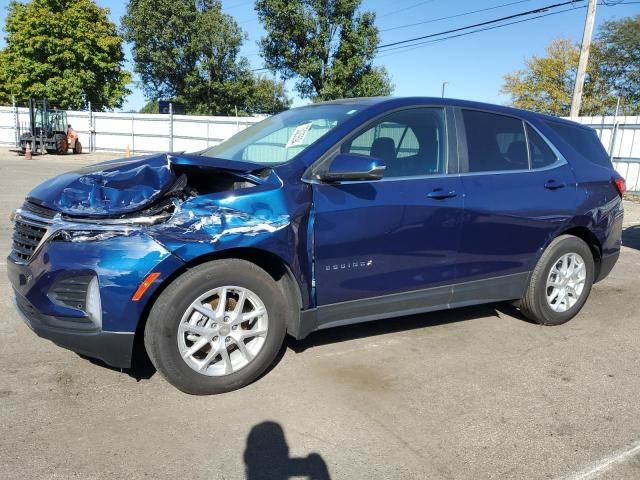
<box><xmin>520</xmin><ymin>235</ymin><xmax>595</xmax><ymax>326</ymax></box>
<box><xmin>144</xmin><ymin>259</ymin><xmax>288</xmax><ymax>395</ymax></box>
<box><xmin>73</xmin><ymin>141</ymin><xmax>82</xmax><ymax>154</ymax></box>
<box><xmin>54</xmin><ymin>134</ymin><xmax>68</xmax><ymax>155</ymax></box>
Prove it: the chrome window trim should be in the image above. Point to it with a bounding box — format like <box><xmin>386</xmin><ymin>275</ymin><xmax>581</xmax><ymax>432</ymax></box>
<box><xmin>522</xmin><ymin>119</ymin><xmax>532</xmax><ymax>170</ymax></box>
<box><xmin>455</xmin><ymin>158</ymin><xmax>568</xmax><ymax>177</ymax></box>
<box><xmin>526</xmin><ymin>121</ymin><xmax>568</xmax><ymax>171</ymax></box>
<box><xmin>303</xmin><ymin>172</ymin><xmax>451</xmax><ymax>185</ymax></box>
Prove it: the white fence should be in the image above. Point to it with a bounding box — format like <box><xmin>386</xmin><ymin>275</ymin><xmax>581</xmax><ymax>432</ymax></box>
<box><xmin>0</xmin><ymin>106</ymin><xmax>262</xmax><ymax>155</ymax></box>
<box><xmin>568</xmin><ymin>115</ymin><xmax>640</xmax><ymax>193</ymax></box>
<box><xmin>0</xmin><ymin>105</ymin><xmax>638</xmax><ymax>191</ymax></box>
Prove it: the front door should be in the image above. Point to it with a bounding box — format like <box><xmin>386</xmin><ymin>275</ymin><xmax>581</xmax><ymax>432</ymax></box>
<box><xmin>312</xmin><ymin>107</ymin><xmax>464</xmax><ymax>306</ymax></box>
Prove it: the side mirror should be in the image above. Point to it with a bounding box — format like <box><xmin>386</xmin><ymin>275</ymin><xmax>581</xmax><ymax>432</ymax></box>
<box><xmin>317</xmin><ymin>153</ymin><xmax>386</xmax><ymax>182</ymax></box>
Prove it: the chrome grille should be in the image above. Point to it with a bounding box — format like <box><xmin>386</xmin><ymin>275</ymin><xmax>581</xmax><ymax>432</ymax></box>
<box><xmin>11</xmin><ymin>202</ymin><xmax>56</xmax><ymax>263</ymax></box>
<box><xmin>21</xmin><ymin>201</ymin><xmax>57</xmax><ymax>219</ymax></box>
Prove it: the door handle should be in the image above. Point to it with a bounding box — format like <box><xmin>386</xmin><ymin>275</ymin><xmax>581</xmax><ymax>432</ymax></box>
<box><xmin>544</xmin><ymin>180</ymin><xmax>566</xmax><ymax>190</ymax></box>
<box><xmin>427</xmin><ymin>189</ymin><xmax>457</xmax><ymax>200</ymax></box>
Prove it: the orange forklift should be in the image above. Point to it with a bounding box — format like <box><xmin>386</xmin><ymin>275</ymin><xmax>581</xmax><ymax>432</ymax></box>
<box><xmin>19</xmin><ymin>99</ymin><xmax>82</xmax><ymax>155</ymax></box>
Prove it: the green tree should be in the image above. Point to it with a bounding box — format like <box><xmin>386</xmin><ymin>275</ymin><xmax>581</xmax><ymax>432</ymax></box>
<box><xmin>0</xmin><ymin>54</ymin><xmax>11</xmax><ymax>105</ymax></box>
<box><xmin>139</xmin><ymin>100</ymin><xmax>160</xmax><ymax>114</ymax></box>
<box><xmin>596</xmin><ymin>15</ymin><xmax>640</xmax><ymax>111</ymax></box>
<box><xmin>0</xmin><ymin>0</ymin><xmax>131</xmax><ymax>110</ymax></box>
<box><xmin>122</xmin><ymin>0</ymin><xmax>290</xmax><ymax>115</ymax></box>
<box><xmin>502</xmin><ymin>16</ymin><xmax>640</xmax><ymax>116</ymax></box>
<box><xmin>255</xmin><ymin>0</ymin><xmax>393</xmax><ymax>101</ymax></box>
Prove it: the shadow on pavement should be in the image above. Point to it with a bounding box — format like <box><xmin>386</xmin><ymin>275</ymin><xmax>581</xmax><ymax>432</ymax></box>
<box><xmin>622</xmin><ymin>224</ymin><xmax>640</xmax><ymax>250</ymax></box>
<box><xmin>244</xmin><ymin>421</ymin><xmax>331</xmax><ymax>480</ymax></box>
<box><xmin>80</xmin><ymin>344</ymin><xmax>157</xmax><ymax>381</ymax></box>
<box><xmin>81</xmin><ymin>302</ymin><xmax>522</xmax><ymax>384</ymax></box>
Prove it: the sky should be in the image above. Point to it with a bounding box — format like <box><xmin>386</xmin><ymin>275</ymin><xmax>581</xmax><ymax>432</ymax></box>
<box><xmin>1</xmin><ymin>0</ymin><xmax>639</xmax><ymax>112</ymax></box>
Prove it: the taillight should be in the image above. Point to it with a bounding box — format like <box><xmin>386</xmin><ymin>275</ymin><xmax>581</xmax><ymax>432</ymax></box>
<box><xmin>614</xmin><ymin>178</ymin><xmax>626</xmax><ymax>197</ymax></box>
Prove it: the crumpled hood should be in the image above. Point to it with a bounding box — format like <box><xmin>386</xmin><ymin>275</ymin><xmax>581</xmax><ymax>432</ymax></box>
<box><xmin>27</xmin><ymin>152</ymin><xmax>264</xmax><ymax>217</ymax></box>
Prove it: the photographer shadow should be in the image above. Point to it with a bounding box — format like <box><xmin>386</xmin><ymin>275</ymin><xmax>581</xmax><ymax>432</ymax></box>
<box><xmin>244</xmin><ymin>421</ymin><xmax>331</xmax><ymax>480</ymax></box>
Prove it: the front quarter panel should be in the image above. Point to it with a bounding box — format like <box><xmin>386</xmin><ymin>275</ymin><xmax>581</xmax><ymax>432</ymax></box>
<box><xmin>147</xmin><ymin>173</ymin><xmax>314</xmax><ymax>308</ymax></box>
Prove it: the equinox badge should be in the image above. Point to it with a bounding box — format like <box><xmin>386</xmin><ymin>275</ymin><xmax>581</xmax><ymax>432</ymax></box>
<box><xmin>325</xmin><ymin>260</ymin><xmax>373</xmax><ymax>271</ymax></box>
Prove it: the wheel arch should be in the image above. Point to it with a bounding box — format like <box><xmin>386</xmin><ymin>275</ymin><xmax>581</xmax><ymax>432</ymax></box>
<box><xmin>132</xmin><ymin>248</ymin><xmax>304</xmax><ymax>364</ymax></box>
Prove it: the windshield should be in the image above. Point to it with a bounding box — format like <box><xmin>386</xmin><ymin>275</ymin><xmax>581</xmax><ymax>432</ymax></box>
<box><xmin>201</xmin><ymin>104</ymin><xmax>360</xmax><ymax>165</ymax></box>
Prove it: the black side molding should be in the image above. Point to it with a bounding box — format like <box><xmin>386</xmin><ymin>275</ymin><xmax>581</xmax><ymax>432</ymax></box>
<box><xmin>293</xmin><ymin>272</ymin><xmax>530</xmax><ymax>340</ymax></box>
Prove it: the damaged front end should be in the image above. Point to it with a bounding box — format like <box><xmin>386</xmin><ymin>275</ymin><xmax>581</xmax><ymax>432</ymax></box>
<box><xmin>8</xmin><ymin>151</ymin><xmax>312</xmax><ymax>365</ymax></box>
<box><xmin>18</xmin><ymin>152</ymin><xmax>298</xmax><ymax>264</ymax></box>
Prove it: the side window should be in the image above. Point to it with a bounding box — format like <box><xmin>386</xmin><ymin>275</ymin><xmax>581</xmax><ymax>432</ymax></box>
<box><xmin>344</xmin><ymin>108</ymin><xmax>447</xmax><ymax>177</ymax></box>
<box><xmin>462</xmin><ymin>110</ymin><xmax>528</xmax><ymax>172</ymax></box>
<box><xmin>526</xmin><ymin>125</ymin><xmax>557</xmax><ymax>169</ymax></box>
<box><xmin>545</xmin><ymin>121</ymin><xmax>612</xmax><ymax>168</ymax></box>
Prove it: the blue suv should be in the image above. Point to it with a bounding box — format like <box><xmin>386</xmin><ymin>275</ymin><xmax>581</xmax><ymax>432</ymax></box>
<box><xmin>8</xmin><ymin>97</ymin><xmax>625</xmax><ymax>394</ymax></box>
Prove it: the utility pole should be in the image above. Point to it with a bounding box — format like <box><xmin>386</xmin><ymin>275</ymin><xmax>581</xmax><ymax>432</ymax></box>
<box><xmin>570</xmin><ymin>0</ymin><xmax>597</xmax><ymax>117</ymax></box>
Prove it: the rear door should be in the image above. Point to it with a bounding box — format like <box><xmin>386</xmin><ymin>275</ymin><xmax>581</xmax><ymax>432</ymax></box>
<box><xmin>311</xmin><ymin>106</ymin><xmax>464</xmax><ymax>306</ymax></box>
<box><xmin>455</xmin><ymin>108</ymin><xmax>577</xmax><ymax>299</ymax></box>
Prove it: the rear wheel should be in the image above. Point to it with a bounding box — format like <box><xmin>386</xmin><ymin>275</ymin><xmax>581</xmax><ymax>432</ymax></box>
<box><xmin>144</xmin><ymin>259</ymin><xmax>288</xmax><ymax>394</ymax></box>
<box><xmin>520</xmin><ymin>235</ymin><xmax>595</xmax><ymax>325</ymax></box>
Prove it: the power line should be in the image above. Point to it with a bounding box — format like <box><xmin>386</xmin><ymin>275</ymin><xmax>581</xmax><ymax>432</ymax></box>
<box><xmin>378</xmin><ymin>0</ymin><xmax>439</xmax><ymax>18</ymax></box>
<box><xmin>375</xmin><ymin>0</ymin><xmax>637</xmax><ymax>57</ymax></box>
<box><xmin>380</xmin><ymin>0</ymin><xmax>534</xmax><ymax>32</ymax></box>
<box><xmin>377</xmin><ymin>0</ymin><xmax>586</xmax><ymax>50</ymax></box>
<box><xmin>376</xmin><ymin>5</ymin><xmax>586</xmax><ymax>57</ymax></box>
<box><xmin>245</xmin><ymin>0</ymin><xmax>638</xmax><ymax>69</ymax></box>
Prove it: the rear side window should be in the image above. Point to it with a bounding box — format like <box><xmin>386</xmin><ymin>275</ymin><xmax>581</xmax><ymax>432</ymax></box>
<box><xmin>526</xmin><ymin>125</ymin><xmax>557</xmax><ymax>169</ymax></box>
<box><xmin>462</xmin><ymin>110</ymin><xmax>529</xmax><ymax>172</ymax></box>
<box><xmin>545</xmin><ymin>121</ymin><xmax>612</xmax><ymax>168</ymax></box>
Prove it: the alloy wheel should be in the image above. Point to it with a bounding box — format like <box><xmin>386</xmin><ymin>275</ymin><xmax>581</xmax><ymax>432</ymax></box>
<box><xmin>177</xmin><ymin>286</ymin><xmax>268</xmax><ymax>376</ymax></box>
<box><xmin>545</xmin><ymin>253</ymin><xmax>587</xmax><ymax>313</ymax></box>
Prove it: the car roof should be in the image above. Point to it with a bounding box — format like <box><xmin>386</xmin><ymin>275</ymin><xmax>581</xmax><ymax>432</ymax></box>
<box><xmin>309</xmin><ymin>96</ymin><xmax>590</xmax><ymax>130</ymax></box>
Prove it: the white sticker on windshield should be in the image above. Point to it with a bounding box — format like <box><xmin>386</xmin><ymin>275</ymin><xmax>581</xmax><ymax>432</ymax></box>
<box><xmin>286</xmin><ymin>122</ymin><xmax>313</xmax><ymax>148</ymax></box>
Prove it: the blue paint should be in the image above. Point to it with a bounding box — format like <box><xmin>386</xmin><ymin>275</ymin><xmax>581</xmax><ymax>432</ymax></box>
<box><xmin>7</xmin><ymin>97</ymin><xmax>624</xmax><ymax>367</ymax></box>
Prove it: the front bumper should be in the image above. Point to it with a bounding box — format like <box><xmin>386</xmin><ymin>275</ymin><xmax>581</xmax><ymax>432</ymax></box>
<box><xmin>14</xmin><ymin>293</ymin><xmax>134</xmax><ymax>368</ymax></box>
<box><xmin>7</xmin><ymin>230</ymin><xmax>185</xmax><ymax>368</ymax></box>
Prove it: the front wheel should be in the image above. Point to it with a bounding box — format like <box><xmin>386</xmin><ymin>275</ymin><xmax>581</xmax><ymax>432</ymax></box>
<box><xmin>54</xmin><ymin>134</ymin><xmax>68</xmax><ymax>154</ymax></box>
<box><xmin>144</xmin><ymin>259</ymin><xmax>287</xmax><ymax>394</ymax></box>
<box><xmin>520</xmin><ymin>235</ymin><xmax>595</xmax><ymax>325</ymax></box>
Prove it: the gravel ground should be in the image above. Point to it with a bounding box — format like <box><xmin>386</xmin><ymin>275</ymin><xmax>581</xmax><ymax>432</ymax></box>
<box><xmin>1</xmin><ymin>148</ymin><xmax>639</xmax><ymax>480</ymax></box>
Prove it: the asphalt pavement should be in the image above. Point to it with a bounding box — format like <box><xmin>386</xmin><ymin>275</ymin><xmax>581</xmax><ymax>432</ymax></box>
<box><xmin>1</xmin><ymin>149</ymin><xmax>639</xmax><ymax>479</ymax></box>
